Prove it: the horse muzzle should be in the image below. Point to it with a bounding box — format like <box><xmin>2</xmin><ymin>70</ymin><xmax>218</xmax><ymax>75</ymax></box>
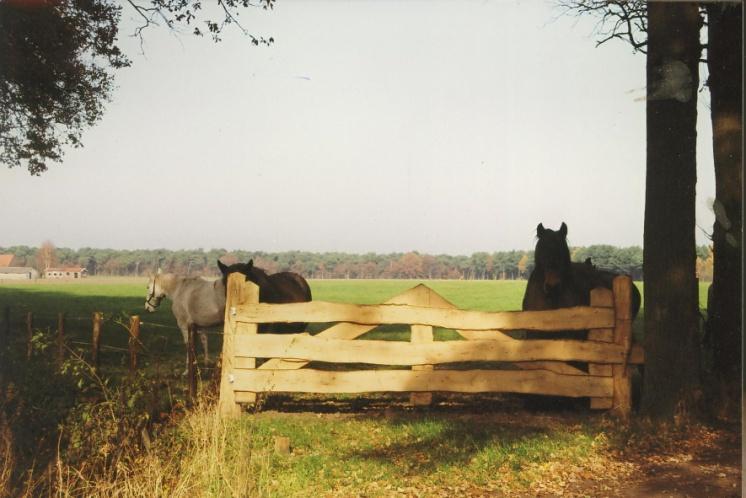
<box><xmin>145</xmin><ymin>297</ymin><xmax>161</xmax><ymax>312</ymax></box>
<box><xmin>543</xmin><ymin>271</ymin><xmax>562</xmax><ymax>293</ymax></box>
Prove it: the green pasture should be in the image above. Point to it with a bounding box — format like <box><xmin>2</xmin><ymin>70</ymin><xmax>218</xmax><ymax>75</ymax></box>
<box><xmin>0</xmin><ymin>277</ymin><xmax>708</xmax><ymax>357</ymax></box>
<box><xmin>0</xmin><ymin>277</ymin><xmax>709</xmax><ymax>362</ymax></box>
<box><xmin>0</xmin><ymin>278</ymin><xmax>529</xmax><ymax>375</ymax></box>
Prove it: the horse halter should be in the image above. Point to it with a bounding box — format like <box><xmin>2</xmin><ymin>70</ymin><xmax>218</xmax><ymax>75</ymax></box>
<box><xmin>146</xmin><ymin>277</ymin><xmax>163</xmax><ymax>309</ymax></box>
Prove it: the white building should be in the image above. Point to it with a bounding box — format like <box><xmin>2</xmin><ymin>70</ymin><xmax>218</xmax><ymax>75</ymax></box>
<box><xmin>45</xmin><ymin>267</ymin><xmax>87</xmax><ymax>279</ymax></box>
<box><xmin>0</xmin><ymin>267</ymin><xmax>40</xmax><ymax>280</ymax></box>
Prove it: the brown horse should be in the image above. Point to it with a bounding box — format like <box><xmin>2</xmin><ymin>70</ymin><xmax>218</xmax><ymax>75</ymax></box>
<box><xmin>522</xmin><ymin>222</ymin><xmax>641</xmax><ymax>339</ymax></box>
<box><xmin>218</xmin><ymin>259</ymin><xmax>312</xmax><ymax>333</ymax></box>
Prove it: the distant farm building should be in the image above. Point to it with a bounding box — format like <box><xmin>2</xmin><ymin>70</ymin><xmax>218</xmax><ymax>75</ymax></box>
<box><xmin>0</xmin><ymin>254</ymin><xmax>37</xmax><ymax>279</ymax></box>
<box><xmin>45</xmin><ymin>267</ymin><xmax>87</xmax><ymax>279</ymax></box>
<box><xmin>0</xmin><ymin>267</ymin><xmax>40</xmax><ymax>280</ymax></box>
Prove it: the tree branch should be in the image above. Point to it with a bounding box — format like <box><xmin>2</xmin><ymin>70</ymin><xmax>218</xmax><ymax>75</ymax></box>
<box><xmin>125</xmin><ymin>0</ymin><xmax>274</xmax><ymax>46</ymax></box>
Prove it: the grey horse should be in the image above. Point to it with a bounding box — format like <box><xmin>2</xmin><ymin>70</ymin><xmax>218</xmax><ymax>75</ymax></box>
<box><xmin>145</xmin><ymin>270</ymin><xmax>225</xmax><ymax>372</ymax></box>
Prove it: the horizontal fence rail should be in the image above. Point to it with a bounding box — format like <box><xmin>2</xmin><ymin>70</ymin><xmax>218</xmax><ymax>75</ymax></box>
<box><xmin>233</xmin><ymin>302</ymin><xmax>615</xmax><ymax>331</ymax></box>
<box><xmin>218</xmin><ymin>274</ymin><xmax>641</xmax><ymax>419</ymax></box>
<box><xmin>231</xmin><ymin>369</ymin><xmax>614</xmax><ymax>398</ymax></box>
<box><xmin>234</xmin><ymin>334</ymin><xmax>629</xmax><ymax>365</ymax></box>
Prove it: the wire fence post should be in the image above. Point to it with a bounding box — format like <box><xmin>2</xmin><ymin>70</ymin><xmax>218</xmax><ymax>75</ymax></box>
<box><xmin>92</xmin><ymin>312</ymin><xmax>102</xmax><ymax>372</ymax></box>
<box><xmin>25</xmin><ymin>312</ymin><xmax>33</xmax><ymax>360</ymax></box>
<box><xmin>187</xmin><ymin>324</ymin><xmax>197</xmax><ymax>405</ymax></box>
<box><xmin>129</xmin><ymin>315</ymin><xmax>140</xmax><ymax>372</ymax></box>
<box><xmin>57</xmin><ymin>312</ymin><xmax>66</xmax><ymax>364</ymax></box>
<box><xmin>3</xmin><ymin>306</ymin><xmax>9</xmax><ymax>339</ymax></box>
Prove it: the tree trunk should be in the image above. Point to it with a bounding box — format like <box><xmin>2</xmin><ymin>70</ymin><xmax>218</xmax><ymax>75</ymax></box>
<box><xmin>641</xmin><ymin>3</ymin><xmax>702</xmax><ymax>420</ymax></box>
<box><xmin>705</xmin><ymin>3</ymin><xmax>742</xmax><ymax>416</ymax></box>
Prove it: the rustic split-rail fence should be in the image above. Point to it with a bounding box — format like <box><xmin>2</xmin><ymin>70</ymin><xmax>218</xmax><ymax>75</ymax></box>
<box><xmin>218</xmin><ymin>273</ymin><xmax>644</xmax><ymax>419</ymax></box>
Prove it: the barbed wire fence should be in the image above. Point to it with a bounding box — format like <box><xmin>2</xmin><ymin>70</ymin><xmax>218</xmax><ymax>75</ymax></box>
<box><xmin>0</xmin><ymin>304</ymin><xmax>223</xmax><ymax>403</ymax></box>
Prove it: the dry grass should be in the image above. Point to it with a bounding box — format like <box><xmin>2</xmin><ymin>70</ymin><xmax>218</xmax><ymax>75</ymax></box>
<box><xmin>7</xmin><ymin>401</ymin><xmax>267</xmax><ymax>498</ymax></box>
<box><xmin>0</xmin><ymin>413</ymin><xmax>13</xmax><ymax>498</ymax></box>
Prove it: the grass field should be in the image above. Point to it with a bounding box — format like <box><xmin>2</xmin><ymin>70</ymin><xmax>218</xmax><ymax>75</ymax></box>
<box><xmin>0</xmin><ymin>276</ymin><xmax>708</xmax><ymax>363</ymax></box>
<box><xmin>0</xmin><ymin>277</ymin><xmax>715</xmax><ymax>496</ymax></box>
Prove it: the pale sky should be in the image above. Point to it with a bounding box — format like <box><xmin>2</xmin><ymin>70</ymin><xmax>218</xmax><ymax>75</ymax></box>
<box><xmin>1</xmin><ymin>0</ymin><xmax>716</xmax><ymax>254</ymax></box>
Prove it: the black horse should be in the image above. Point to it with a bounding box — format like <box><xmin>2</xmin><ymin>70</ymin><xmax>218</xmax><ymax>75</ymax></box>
<box><xmin>521</xmin><ymin>222</ymin><xmax>643</xmax><ymax>410</ymax></box>
<box><xmin>218</xmin><ymin>259</ymin><xmax>312</xmax><ymax>333</ymax></box>
<box><xmin>522</xmin><ymin>222</ymin><xmax>641</xmax><ymax>339</ymax></box>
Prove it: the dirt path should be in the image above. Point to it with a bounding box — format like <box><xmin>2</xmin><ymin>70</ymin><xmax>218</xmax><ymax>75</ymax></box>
<box><xmin>617</xmin><ymin>424</ymin><xmax>741</xmax><ymax>498</ymax></box>
<box><xmin>531</xmin><ymin>419</ymin><xmax>741</xmax><ymax>498</ymax></box>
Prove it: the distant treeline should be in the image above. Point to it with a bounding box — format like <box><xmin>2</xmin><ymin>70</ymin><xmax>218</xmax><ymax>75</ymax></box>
<box><xmin>1</xmin><ymin>244</ymin><xmax>715</xmax><ymax>281</ymax></box>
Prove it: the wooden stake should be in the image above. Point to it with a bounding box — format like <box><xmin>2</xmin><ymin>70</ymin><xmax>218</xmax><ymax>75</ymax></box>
<box><xmin>187</xmin><ymin>324</ymin><xmax>197</xmax><ymax>404</ymax></box>
<box><xmin>57</xmin><ymin>312</ymin><xmax>66</xmax><ymax>363</ymax></box>
<box><xmin>129</xmin><ymin>315</ymin><xmax>141</xmax><ymax>372</ymax></box>
<box><xmin>274</xmin><ymin>436</ymin><xmax>291</xmax><ymax>455</ymax></box>
<box><xmin>92</xmin><ymin>312</ymin><xmax>102</xmax><ymax>371</ymax></box>
<box><xmin>26</xmin><ymin>312</ymin><xmax>33</xmax><ymax>360</ymax></box>
<box><xmin>3</xmin><ymin>306</ymin><xmax>9</xmax><ymax>338</ymax></box>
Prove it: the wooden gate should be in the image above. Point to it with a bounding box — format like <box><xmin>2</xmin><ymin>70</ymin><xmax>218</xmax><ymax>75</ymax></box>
<box><xmin>218</xmin><ymin>273</ymin><xmax>643</xmax><ymax>418</ymax></box>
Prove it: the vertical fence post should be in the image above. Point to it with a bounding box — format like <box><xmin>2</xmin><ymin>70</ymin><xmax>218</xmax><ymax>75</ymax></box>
<box><xmin>218</xmin><ymin>273</ymin><xmax>258</xmax><ymax>418</ymax></box>
<box><xmin>57</xmin><ymin>312</ymin><xmax>66</xmax><ymax>364</ymax></box>
<box><xmin>588</xmin><ymin>288</ymin><xmax>614</xmax><ymax>410</ymax></box>
<box><xmin>25</xmin><ymin>312</ymin><xmax>33</xmax><ymax>360</ymax></box>
<box><xmin>611</xmin><ymin>276</ymin><xmax>633</xmax><ymax>420</ymax></box>
<box><xmin>187</xmin><ymin>324</ymin><xmax>197</xmax><ymax>404</ymax></box>
<box><xmin>408</xmin><ymin>287</ymin><xmax>434</xmax><ymax>407</ymax></box>
<box><xmin>1</xmin><ymin>306</ymin><xmax>8</xmax><ymax>353</ymax></box>
<box><xmin>129</xmin><ymin>315</ymin><xmax>141</xmax><ymax>372</ymax></box>
<box><xmin>410</xmin><ymin>324</ymin><xmax>434</xmax><ymax>407</ymax></box>
<box><xmin>92</xmin><ymin>312</ymin><xmax>102</xmax><ymax>371</ymax></box>
<box><xmin>3</xmin><ymin>306</ymin><xmax>9</xmax><ymax>338</ymax></box>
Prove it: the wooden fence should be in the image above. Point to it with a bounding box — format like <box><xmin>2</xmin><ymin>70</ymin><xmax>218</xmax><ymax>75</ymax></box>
<box><xmin>218</xmin><ymin>273</ymin><xmax>644</xmax><ymax>419</ymax></box>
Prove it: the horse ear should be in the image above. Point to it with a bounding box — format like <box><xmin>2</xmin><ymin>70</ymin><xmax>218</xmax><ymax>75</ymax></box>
<box><xmin>584</xmin><ymin>257</ymin><xmax>592</xmax><ymax>266</ymax></box>
<box><xmin>217</xmin><ymin>260</ymin><xmax>228</xmax><ymax>275</ymax></box>
<box><xmin>536</xmin><ymin>223</ymin><xmax>546</xmax><ymax>237</ymax></box>
<box><xmin>559</xmin><ymin>222</ymin><xmax>568</xmax><ymax>237</ymax></box>
<box><xmin>156</xmin><ymin>268</ymin><xmax>162</xmax><ymax>275</ymax></box>
<box><xmin>247</xmin><ymin>259</ymin><xmax>253</xmax><ymax>269</ymax></box>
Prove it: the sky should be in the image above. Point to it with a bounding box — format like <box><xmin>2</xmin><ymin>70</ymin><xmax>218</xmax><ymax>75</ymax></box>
<box><xmin>1</xmin><ymin>0</ymin><xmax>716</xmax><ymax>254</ymax></box>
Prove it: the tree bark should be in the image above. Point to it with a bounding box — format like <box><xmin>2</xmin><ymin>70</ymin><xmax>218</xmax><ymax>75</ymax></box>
<box><xmin>641</xmin><ymin>3</ymin><xmax>702</xmax><ymax>420</ymax></box>
<box><xmin>705</xmin><ymin>3</ymin><xmax>742</xmax><ymax>415</ymax></box>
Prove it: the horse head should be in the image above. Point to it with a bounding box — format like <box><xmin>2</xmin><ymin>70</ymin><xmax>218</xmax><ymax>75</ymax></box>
<box><xmin>145</xmin><ymin>271</ymin><xmax>165</xmax><ymax>312</ymax></box>
<box><xmin>218</xmin><ymin>259</ymin><xmax>270</xmax><ymax>288</ymax></box>
<box><xmin>534</xmin><ymin>222</ymin><xmax>572</xmax><ymax>295</ymax></box>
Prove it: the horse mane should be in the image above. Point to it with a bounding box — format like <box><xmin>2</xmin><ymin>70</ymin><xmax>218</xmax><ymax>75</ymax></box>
<box><xmin>243</xmin><ymin>264</ymin><xmax>271</xmax><ymax>287</ymax></box>
<box><xmin>152</xmin><ymin>272</ymin><xmax>178</xmax><ymax>295</ymax></box>
<box><xmin>218</xmin><ymin>259</ymin><xmax>271</xmax><ymax>288</ymax></box>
